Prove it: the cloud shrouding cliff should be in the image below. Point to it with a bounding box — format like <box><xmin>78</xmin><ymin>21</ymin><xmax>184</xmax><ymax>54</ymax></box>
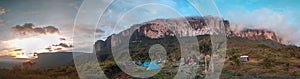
<box><xmin>224</xmin><ymin>8</ymin><xmax>300</xmax><ymax>45</ymax></box>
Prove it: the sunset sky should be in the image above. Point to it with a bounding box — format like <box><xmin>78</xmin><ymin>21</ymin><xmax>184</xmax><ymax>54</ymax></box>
<box><xmin>0</xmin><ymin>0</ymin><xmax>299</xmax><ymax>56</ymax></box>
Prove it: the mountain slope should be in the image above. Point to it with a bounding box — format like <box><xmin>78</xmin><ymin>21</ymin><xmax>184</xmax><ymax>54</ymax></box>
<box><xmin>95</xmin><ymin>16</ymin><xmax>284</xmax><ymax>52</ymax></box>
<box><xmin>93</xmin><ymin>16</ymin><xmax>300</xmax><ymax>78</ymax></box>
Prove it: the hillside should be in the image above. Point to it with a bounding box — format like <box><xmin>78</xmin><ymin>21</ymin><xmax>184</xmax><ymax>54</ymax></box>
<box><xmin>0</xmin><ymin>35</ymin><xmax>298</xmax><ymax>79</ymax></box>
<box><xmin>94</xmin><ymin>34</ymin><xmax>300</xmax><ymax>78</ymax></box>
<box><xmin>95</xmin><ymin>16</ymin><xmax>283</xmax><ymax>49</ymax></box>
<box><xmin>93</xmin><ymin>16</ymin><xmax>300</xmax><ymax>78</ymax></box>
<box><xmin>0</xmin><ymin>16</ymin><xmax>297</xmax><ymax>79</ymax></box>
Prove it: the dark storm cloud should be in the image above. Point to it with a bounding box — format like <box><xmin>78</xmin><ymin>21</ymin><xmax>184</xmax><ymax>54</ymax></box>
<box><xmin>59</xmin><ymin>38</ymin><xmax>66</xmax><ymax>41</ymax></box>
<box><xmin>44</xmin><ymin>26</ymin><xmax>59</xmax><ymax>34</ymax></box>
<box><xmin>53</xmin><ymin>43</ymin><xmax>73</xmax><ymax>48</ymax></box>
<box><xmin>13</xmin><ymin>49</ymin><xmax>22</xmax><ymax>51</ymax></box>
<box><xmin>11</xmin><ymin>23</ymin><xmax>60</xmax><ymax>35</ymax></box>
<box><xmin>54</xmin><ymin>48</ymin><xmax>62</xmax><ymax>51</ymax></box>
<box><xmin>45</xmin><ymin>47</ymin><xmax>52</xmax><ymax>52</ymax></box>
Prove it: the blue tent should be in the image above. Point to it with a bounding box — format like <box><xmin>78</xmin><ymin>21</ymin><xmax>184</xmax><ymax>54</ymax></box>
<box><xmin>146</xmin><ymin>61</ymin><xmax>160</xmax><ymax>70</ymax></box>
<box><xmin>137</xmin><ymin>61</ymin><xmax>143</xmax><ymax>65</ymax></box>
<box><xmin>142</xmin><ymin>62</ymin><xmax>150</xmax><ymax>67</ymax></box>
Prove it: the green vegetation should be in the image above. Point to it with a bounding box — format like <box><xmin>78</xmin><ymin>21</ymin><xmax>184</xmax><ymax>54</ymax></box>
<box><xmin>95</xmin><ymin>35</ymin><xmax>300</xmax><ymax>78</ymax></box>
<box><xmin>0</xmin><ymin>66</ymin><xmax>78</xmax><ymax>79</ymax></box>
<box><xmin>100</xmin><ymin>61</ymin><xmax>121</xmax><ymax>79</ymax></box>
<box><xmin>222</xmin><ymin>37</ymin><xmax>300</xmax><ymax>78</ymax></box>
<box><xmin>263</xmin><ymin>58</ymin><xmax>275</xmax><ymax>68</ymax></box>
<box><xmin>1</xmin><ymin>35</ymin><xmax>300</xmax><ymax>79</ymax></box>
<box><xmin>256</xmin><ymin>44</ymin><xmax>270</xmax><ymax>48</ymax></box>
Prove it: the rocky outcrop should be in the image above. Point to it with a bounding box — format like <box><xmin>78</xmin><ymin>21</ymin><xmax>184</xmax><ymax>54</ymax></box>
<box><xmin>235</xmin><ymin>29</ymin><xmax>283</xmax><ymax>43</ymax></box>
<box><xmin>95</xmin><ymin>16</ymin><xmax>283</xmax><ymax>49</ymax></box>
<box><xmin>117</xmin><ymin>16</ymin><xmax>233</xmax><ymax>39</ymax></box>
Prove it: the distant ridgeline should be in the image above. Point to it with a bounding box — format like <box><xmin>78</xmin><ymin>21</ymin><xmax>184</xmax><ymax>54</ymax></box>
<box><xmin>22</xmin><ymin>52</ymin><xmax>85</xmax><ymax>69</ymax></box>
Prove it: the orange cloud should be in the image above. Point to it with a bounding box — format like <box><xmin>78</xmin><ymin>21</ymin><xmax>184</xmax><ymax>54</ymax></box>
<box><xmin>0</xmin><ymin>8</ymin><xmax>4</xmax><ymax>15</ymax></box>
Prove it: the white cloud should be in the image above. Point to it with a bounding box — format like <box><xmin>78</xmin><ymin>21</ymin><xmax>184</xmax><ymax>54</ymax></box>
<box><xmin>223</xmin><ymin>8</ymin><xmax>300</xmax><ymax>45</ymax></box>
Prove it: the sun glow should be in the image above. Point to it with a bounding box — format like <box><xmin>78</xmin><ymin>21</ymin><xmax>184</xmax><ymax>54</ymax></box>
<box><xmin>15</xmin><ymin>54</ymin><xmax>30</xmax><ymax>59</ymax></box>
<box><xmin>3</xmin><ymin>34</ymin><xmax>71</xmax><ymax>59</ymax></box>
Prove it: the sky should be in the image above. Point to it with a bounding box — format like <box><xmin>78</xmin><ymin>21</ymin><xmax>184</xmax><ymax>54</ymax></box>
<box><xmin>0</xmin><ymin>0</ymin><xmax>299</xmax><ymax>55</ymax></box>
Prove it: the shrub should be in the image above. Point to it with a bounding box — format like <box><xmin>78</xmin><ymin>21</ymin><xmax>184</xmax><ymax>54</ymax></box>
<box><xmin>285</xmin><ymin>63</ymin><xmax>290</xmax><ymax>71</ymax></box>
<box><xmin>290</xmin><ymin>51</ymin><xmax>296</xmax><ymax>57</ymax></box>
<box><xmin>263</xmin><ymin>58</ymin><xmax>275</xmax><ymax>68</ymax></box>
<box><xmin>256</xmin><ymin>44</ymin><xmax>270</xmax><ymax>48</ymax></box>
<box><xmin>231</xmin><ymin>54</ymin><xmax>241</xmax><ymax>66</ymax></box>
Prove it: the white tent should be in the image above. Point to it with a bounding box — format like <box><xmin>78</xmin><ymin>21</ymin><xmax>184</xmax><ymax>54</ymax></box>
<box><xmin>240</xmin><ymin>55</ymin><xmax>249</xmax><ymax>62</ymax></box>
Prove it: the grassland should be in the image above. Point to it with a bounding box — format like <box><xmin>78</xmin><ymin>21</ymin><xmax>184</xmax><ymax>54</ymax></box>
<box><xmin>0</xmin><ymin>35</ymin><xmax>300</xmax><ymax>79</ymax></box>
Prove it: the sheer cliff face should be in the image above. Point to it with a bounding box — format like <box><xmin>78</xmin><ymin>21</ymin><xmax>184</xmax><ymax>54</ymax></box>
<box><xmin>98</xmin><ymin>16</ymin><xmax>283</xmax><ymax>47</ymax></box>
<box><xmin>119</xmin><ymin>16</ymin><xmax>233</xmax><ymax>38</ymax></box>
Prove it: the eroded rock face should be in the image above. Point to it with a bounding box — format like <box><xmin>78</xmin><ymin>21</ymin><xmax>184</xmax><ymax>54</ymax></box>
<box><xmin>96</xmin><ymin>16</ymin><xmax>283</xmax><ymax>49</ymax></box>
<box><xmin>235</xmin><ymin>29</ymin><xmax>283</xmax><ymax>43</ymax></box>
<box><xmin>115</xmin><ymin>16</ymin><xmax>232</xmax><ymax>39</ymax></box>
